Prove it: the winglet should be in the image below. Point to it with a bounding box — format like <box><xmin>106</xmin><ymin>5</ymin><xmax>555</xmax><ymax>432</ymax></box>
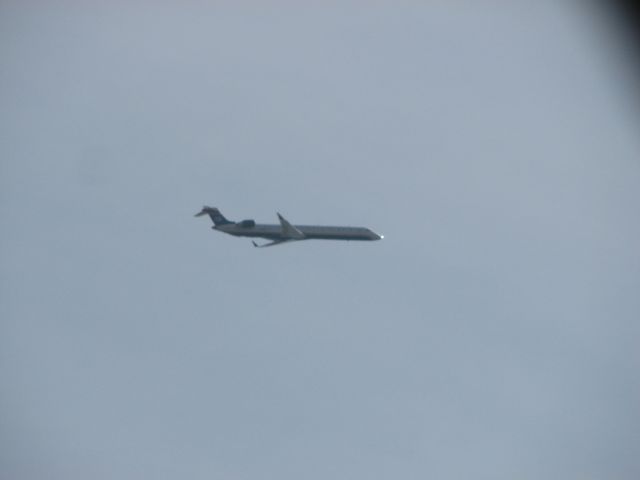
<box><xmin>277</xmin><ymin>213</ymin><xmax>306</xmax><ymax>239</ymax></box>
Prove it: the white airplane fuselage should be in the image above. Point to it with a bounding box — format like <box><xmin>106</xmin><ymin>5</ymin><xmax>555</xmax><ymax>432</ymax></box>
<box><xmin>215</xmin><ymin>222</ymin><xmax>381</xmax><ymax>241</ymax></box>
<box><xmin>196</xmin><ymin>206</ymin><xmax>382</xmax><ymax>247</ymax></box>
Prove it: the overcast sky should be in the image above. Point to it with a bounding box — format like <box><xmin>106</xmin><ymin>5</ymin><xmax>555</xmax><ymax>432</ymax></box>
<box><xmin>1</xmin><ymin>2</ymin><xmax>639</xmax><ymax>479</ymax></box>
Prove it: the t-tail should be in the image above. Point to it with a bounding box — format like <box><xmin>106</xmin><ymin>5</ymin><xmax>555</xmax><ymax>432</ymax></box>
<box><xmin>194</xmin><ymin>206</ymin><xmax>234</xmax><ymax>225</ymax></box>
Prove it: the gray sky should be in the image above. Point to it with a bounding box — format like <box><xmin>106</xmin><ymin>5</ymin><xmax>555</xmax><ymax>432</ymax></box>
<box><xmin>1</xmin><ymin>2</ymin><xmax>639</xmax><ymax>479</ymax></box>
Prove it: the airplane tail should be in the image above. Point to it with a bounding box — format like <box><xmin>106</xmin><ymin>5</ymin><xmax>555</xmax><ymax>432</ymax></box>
<box><xmin>194</xmin><ymin>206</ymin><xmax>234</xmax><ymax>225</ymax></box>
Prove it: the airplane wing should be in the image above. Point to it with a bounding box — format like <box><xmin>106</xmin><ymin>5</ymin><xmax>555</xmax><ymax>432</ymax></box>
<box><xmin>277</xmin><ymin>213</ymin><xmax>306</xmax><ymax>239</ymax></box>
<box><xmin>252</xmin><ymin>239</ymin><xmax>291</xmax><ymax>248</ymax></box>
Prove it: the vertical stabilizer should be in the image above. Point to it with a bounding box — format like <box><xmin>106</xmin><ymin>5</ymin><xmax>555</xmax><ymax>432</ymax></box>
<box><xmin>194</xmin><ymin>206</ymin><xmax>233</xmax><ymax>225</ymax></box>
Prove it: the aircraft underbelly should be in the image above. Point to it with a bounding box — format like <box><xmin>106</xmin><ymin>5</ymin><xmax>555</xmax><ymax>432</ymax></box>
<box><xmin>227</xmin><ymin>224</ymin><xmax>378</xmax><ymax>241</ymax></box>
<box><xmin>299</xmin><ymin>226</ymin><xmax>376</xmax><ymax>240</ymax></box>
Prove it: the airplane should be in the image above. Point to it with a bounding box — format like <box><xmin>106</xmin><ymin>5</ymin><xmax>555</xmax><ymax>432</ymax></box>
<box><xmin>195</xmin><ymin>206</ymin><xmax>383</xmax><ymax>247</ymax></box>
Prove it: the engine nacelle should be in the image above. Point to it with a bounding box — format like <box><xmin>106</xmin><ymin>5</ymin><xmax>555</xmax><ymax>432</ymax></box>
<box><xmin>237</xmin><ymin>219</ymin><xmax>256</xmax><ymax>228</ymax></box>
